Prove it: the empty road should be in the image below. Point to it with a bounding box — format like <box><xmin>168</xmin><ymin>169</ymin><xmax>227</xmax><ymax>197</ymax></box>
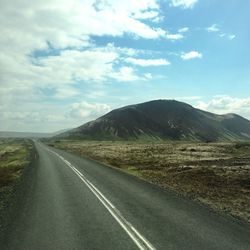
<box><xmin>1</xmin><ymin>141</ymin><xmax>250</xmax><ymax>249</ymax></box>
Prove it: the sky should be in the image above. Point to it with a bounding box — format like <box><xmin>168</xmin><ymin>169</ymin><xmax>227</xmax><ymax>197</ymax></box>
<box><xmin>0</xmin><ymin>0</ymin><xmax>250</xmax><ymax>133</ymax></box>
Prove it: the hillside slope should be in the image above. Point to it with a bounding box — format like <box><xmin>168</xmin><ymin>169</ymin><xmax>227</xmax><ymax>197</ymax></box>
<box><xmin>59</xmin><ymin>100</ymin><xmax>250</xmax><ymax>141</ymax></box>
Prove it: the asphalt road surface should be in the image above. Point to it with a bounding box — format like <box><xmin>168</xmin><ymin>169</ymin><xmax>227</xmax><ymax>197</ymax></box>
<box><xmin>1</xmin><ymin>141</ymin><xmax>250</xmax><ymax>249</ymax></box>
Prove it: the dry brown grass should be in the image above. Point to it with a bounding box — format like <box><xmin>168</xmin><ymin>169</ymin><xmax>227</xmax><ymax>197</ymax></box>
<box><xmin>0</xmin><ymin>139</ymin><xmax>33</xmax><ymax>188</ymax></box>
<box><xmin>51</xmin><ymin>140</ymin><xmax>250</xmax><ymax>222</ymax></box>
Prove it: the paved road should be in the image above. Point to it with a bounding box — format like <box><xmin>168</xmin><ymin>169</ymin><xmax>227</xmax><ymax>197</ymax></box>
<box><xmin>1</xmin><ymin>141</ymin><xmax>250</xmax><ymax>249</ymax></box>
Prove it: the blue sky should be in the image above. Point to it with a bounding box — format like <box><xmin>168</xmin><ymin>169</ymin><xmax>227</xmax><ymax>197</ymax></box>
<box><xmin>0</xmin><ymin>0</ymin><xmax>250</xmax><ymax>132</ymax></box>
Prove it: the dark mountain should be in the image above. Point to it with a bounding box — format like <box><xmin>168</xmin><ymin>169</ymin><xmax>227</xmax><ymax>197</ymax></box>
<box><xmin>58</xmin><ymin>100</ymin><xmax>250</xmax><ymax>142</ymax></box>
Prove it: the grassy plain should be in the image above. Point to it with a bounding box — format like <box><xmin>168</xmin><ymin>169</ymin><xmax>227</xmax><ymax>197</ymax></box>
<box><xmin>0</xmin><ymin>139</ymin><xmax>33</xmax><ymax>189</ymax></box>
<box><xmin>0</xmin><ymin>139</ymin><xmax>33</xmax><ymax>237</ymax></box>
<box><xmin>50</xmin><ymin>140</ymin><xmax>250</xmax><ymax>222</ymax></box>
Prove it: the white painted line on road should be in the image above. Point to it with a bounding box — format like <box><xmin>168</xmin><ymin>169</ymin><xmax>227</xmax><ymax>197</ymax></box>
<box><xmin>44</xmin><ymin>145</ymin><xmax>156</xmax><ymax>250</ymax></box>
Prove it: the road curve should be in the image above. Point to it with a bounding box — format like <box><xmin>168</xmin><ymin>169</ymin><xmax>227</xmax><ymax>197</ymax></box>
<box><xmin>1</xmin><ymin>141</ymin><xmax>250</xmax><ymax>250</ymax></box>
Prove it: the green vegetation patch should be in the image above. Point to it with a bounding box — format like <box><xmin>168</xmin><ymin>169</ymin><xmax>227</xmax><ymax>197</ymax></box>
<box><xmin>0</xmin><ymin>139</ymin><xmax>33</xmax><ymax>188</ymax></box>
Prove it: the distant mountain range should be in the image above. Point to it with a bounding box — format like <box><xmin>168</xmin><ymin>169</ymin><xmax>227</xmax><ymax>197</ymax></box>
<box><xmin>0</xmin><ymin>129</ymin><xmax>70</xmax><ymax>139</ymax></box>
<box><xmin>57</xmin><ymin>100</ymin><xmax>250</xmax><ymax>142</ymax></box>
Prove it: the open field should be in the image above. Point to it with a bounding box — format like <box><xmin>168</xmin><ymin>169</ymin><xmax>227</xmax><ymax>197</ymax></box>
<box><xmin>0</xmin><ymin>139</ymin><xmax>33</xmax><ymax>210</ymax></box>
<box><xmin>0</xmin><ymin>139</ymin><xmax>33</xmax><ymax>188</ymax></box>
<box><xmin>50</xmin><ymin>140</ymin><xmax>250</xmax><ymax>223</ymax></box>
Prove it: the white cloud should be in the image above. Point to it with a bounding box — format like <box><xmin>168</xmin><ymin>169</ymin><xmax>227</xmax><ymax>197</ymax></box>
<box><xmin>207</xmin><ymin>24</ymin><xmax>220</xmax><ymax>32</ymax></box>
<box><xmin>181</xmin><ymin>51</ymin><xmax>202</xmax><ymax>60</ymax></box>
<box><xmin>178</xmin><ymin>27</ymin><xmax>189</xmax><ymax>33</ymax></box>
<box><xmin>165</xmin><ymin>33</ymin><xmax>184</xmax><ymax>40</ymax></box>
<box><xmin>0</xmin><ymin>102</ymin><xmax>72</xmax><ymax>133</ymax></box>
<box><xmin>195</xmin><ymin>96</ymin><xmax>250</xmax><ymax>119</ymax></box>
<box><xmin>0</xmin><ymin>100</ymin><xmax>112</xmax><ymax>132</ymax></box>
<box><xmin>169</xmin><ymin>0</ymin><xmax>198</xmax><ymax>9</ymax></box>
<box><xmin>111</xmin><ymin>67</ymin><xmax>141</xmax><ymax>82</ymax></box>
<box><xmin>0</xmin><ymin>45</ymin><xmax>148</xmax><ymax>104</ymax></box>
<box><xmin>1</xmin><ymin>48</ymin><xmax>117</xmax><ymax>98</ymax></box>
<box><xmin>53</xmin><ymin>87</ymin><xmax>79</xmax><ymax>99</ymax></box>
<box><xmin>228</xmin><ymin>34</ymin><xmax>236</xmax><ymax>40</ymax></box>
<box><xmin>0</xmin><ymin>0</ymin><xmax>164</xmax><ymax>53</ymax></box>
<box><xmin>144</xmin><ymin>73</ymin><xmax>153</xmax><ymax>80</ymax></box>
<box><xmin>133</xmin><ymin>10</ymin><xmax>159</xmax><ymax>19</ymax></box>
<box><xmin>37</xmin><ymin>49</ymin><xmax>119</xmax><ymax>83</ymax></box>
<box><xmin>1</xmin><ymin>111</ymin><xmax>65</xmax><ymax>124</ymax></box>
<box><xmin>0</xmin><ymin>0</ymin><xmax>169</xmax><ymax>102</ymax></box>
<box><xmin>219</xmin><ymin>33</ymin><xmax>236</xmax><ymax>40</ymax></box>
<box><xmin>208</xmin><ymin>25</ymin><xmax>236</xmax><ymax>40</ymax></box>
<box><xmin>1</xmin><ymin>0</ymin><xmax>171</xmax><ymax>132</ymax></box>
<box><xmin>132</xmin><ymin>9</ymin><xmax>164</xmax><ymax>23</ymax></box>
<box><xmin>151</xmin><ymin>16</ymin><xmax>165</xmax><ymax>23</ymax></box>
<box><xmin>68</xmin><ymin>101</ymin><xmax>111</xmax><ymax>120</ymax></box>
<box><xmin>0</xmin><ymin>0</ymin><xmax>167</xmax><ymax>91</ymax></box>
<box><xmin>125</xmin><ymin>57</ymin><xmax>171</xmax><ymax>66</ymax></box>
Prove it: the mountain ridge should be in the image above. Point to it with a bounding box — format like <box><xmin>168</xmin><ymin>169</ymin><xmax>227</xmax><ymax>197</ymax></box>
<box><xmin>58</xmin><ymin>100</ymin><xmax>250</xmax><ymax>142</ymax></box>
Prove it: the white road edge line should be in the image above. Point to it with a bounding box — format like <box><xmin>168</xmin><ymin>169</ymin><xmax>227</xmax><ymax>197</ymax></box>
<box><xmin>43</xmin><ymin>144</ymin><xmax>156</xmax><ymax>250</ymax></box>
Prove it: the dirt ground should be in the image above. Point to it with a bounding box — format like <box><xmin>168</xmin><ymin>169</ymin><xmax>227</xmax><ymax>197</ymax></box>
<box><xmin>50</xmin><ymin>140</ymin><xmax>250</xmax><ymax>223</ymax></box>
